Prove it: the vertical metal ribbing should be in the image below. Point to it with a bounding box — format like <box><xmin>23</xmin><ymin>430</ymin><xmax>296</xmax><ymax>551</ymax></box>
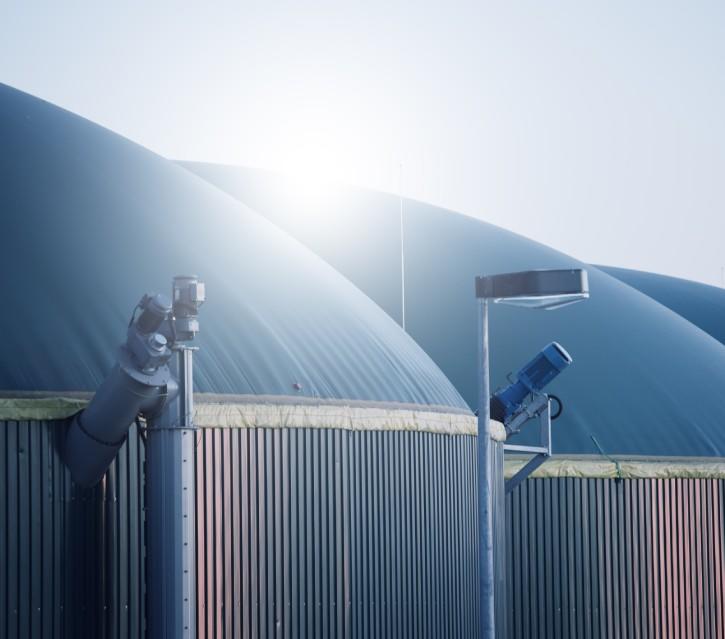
<box><xmin>191</xmin><ymin>427</ymin><xmax>479</xmax><ymax>638</ymax></box>
<box><xmin>25</xmin><ymin>424</ymin><xmax>725</xmax><ymax>638</ymax></box>
<box><xmin>0</xmin><ymin>418</ymin><xmax>144</xmax><ymax>639</ymax></box>
<box><xmin>146</xmin><ymin>348</ymin><xmax>196</xmax><ymax>639</ymax></box>
<box><xmin>505</xmin><ymin>477</ymin><xmax>725</xmax><ymax>639</ymax></box>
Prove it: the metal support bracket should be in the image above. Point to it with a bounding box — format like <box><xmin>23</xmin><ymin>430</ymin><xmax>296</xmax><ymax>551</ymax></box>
<box><xmin>504</xmin><ymin>400</ymin><xmax>552</xmax><ymax>494</ymax></box>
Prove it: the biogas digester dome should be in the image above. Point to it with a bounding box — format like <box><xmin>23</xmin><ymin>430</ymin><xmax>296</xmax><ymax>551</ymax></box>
<box><xmin>600</xmin><ymin>265</ymin><xmax>725</xmax><ymax>346</ymax></box>
<box><xmin>183</xmin><ymin>163</ymin><xmax>725</xmax><ymax>457</ymax></box>
<box><xmin>0</xmin><ymin>85</ymin><xmax>477</xmax><ymax>638</ymax></box>
<box><xmin>182</xmin><ymin>163</ymin><xmax>725</xmax><ymax>458</ymax></box>
<box><xmin>184</xmin><ymin>163</ymin><xmax>725</xmax><ymax>638</ymax></box>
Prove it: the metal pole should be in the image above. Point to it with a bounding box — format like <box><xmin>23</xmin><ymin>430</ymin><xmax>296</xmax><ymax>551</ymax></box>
<box><xmin>399</xmin><ymin>162</ymin><xmax>406</xmax><ymax>331</ymax></box>
<box><xmin>477</xmin><ymin>297</ymin><xmax>495</xmax><ymax>637</ymax></box>
<box><xmin>146</xmin><ymin>346</ymin><xmax>197</xmax><ymax>638</ymax></box>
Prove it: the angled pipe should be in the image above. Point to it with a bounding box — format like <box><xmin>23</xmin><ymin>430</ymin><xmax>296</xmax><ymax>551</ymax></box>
<box><xmin>63</xmin><ymin>293</ymin><xmax>175</xmax><ymax>487</ymax></box>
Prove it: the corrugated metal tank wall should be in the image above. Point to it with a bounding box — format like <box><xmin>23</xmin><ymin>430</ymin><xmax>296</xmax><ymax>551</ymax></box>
<box><xmin>7</xmin><ymin>417</ymin><xmax>725</xmax><ymax>639</ymax></box>
<box><xmin>195</xmin><ymin>427</ymin><xmax>479</xmax><ymax>638</ymax></box>
<box><xmin>506</xmin><ymin>477</ymin><xmax>725</xmax><ymax>638</ymax></box>
<box><xmin>0</xmin><ymin>418</ymin><xmax>145</xmax><ymax>639</ymax></box>
<box><xmin>2</xmin><ymin>418</ymin><xmax>479</xmax><ymax>639</ymax></box>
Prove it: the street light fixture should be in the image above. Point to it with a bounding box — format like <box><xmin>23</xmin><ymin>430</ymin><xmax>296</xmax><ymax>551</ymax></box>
<box><xmin>474</xmin><ymin>268</ymin><xmax>589</xmax><ymax>639</ymax></box>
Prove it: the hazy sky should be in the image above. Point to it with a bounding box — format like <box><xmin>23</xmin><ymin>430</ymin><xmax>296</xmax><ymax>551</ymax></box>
<box><xmin>2</xmin><ymin>1</ymin><xmax>724</xmax><ymax>285</ymax></box>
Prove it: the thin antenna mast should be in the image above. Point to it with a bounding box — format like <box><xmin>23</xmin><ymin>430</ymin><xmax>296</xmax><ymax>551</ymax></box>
<box><xmin>399</xmin><ymin>162</ymin><xmax>406</xmax><ymax>331</ymax></box>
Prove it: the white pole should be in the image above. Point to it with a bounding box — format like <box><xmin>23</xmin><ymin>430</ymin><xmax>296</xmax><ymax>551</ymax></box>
<box><xmin>399</xmin><ymin>162</ymin><xmax>406</xmax><ymax>331</ymax></box>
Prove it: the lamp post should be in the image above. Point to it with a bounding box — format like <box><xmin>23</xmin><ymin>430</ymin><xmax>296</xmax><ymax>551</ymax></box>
<box><xmin>475</xmin><ymin>269</ymin><xmax>589</xmax><ymax>638</ymax></box>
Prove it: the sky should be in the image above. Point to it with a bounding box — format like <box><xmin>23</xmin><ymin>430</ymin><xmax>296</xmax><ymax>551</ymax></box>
<box><xmin>1</xmin><ymin>1</ymin><xmax>724</xmax><ymax>285</ymax></box>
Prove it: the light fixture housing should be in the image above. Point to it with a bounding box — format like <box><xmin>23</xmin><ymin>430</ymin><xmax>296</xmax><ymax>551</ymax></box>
<box><xmin>475</xmin><ymin>268</ymin><xmax>589</xmax><ymax>309</ymax></box>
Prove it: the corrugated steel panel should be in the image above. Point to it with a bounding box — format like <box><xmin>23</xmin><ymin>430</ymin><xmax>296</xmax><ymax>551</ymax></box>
<box><xmin>0</xmin><ymin>419</ymin><xmax>145</xmax><ymax>639</ymax></box>
<box><xmin>9</xmin><ymin>415</ymin><xmax>725</xmax><ymax>639</ymax></box>
<box><xmin>506</xmin><ymin>477</ymin><xmax>725</xmax><ymax>638</ymax></box>
<box><xmin>195</xmin><ymin>428</ymin><xmax>479</xmax><ymax>638</ymax></box>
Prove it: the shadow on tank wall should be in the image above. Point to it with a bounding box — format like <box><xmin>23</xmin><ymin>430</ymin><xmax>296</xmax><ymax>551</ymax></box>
<box><xmin>1</xmin><ymin>418</ymin><xmax>145</xmax><ymax>638</ymax></box>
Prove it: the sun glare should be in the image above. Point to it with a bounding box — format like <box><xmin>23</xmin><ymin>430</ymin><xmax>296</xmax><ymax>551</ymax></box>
<box><xmin>278</xmin><ymin>143</ymin><xmax>340</xmax><ymax>204</ymax></box>
<box><xmin>245</xmin><ymin>95</ymin><xmax>395</xmax><ymax>206</ymax></box>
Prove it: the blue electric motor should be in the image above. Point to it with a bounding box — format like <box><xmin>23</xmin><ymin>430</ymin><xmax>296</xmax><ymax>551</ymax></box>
<box><xmin>490</xmin><ymin>342</ymin><xmax>572</xmax><ymax>423</ymax></box>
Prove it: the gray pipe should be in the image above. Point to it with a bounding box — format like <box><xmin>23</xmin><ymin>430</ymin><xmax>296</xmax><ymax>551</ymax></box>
<box><xmin>144</xmin><ymin>276</ymin><xmax>203</xmax><ymax>638</ymax></box>
<box><xmin>63</xmin><ymin>292</ymin><xmax>174</xmax><ymax>488</ymax></box>
<box><xmin>61</xmin><ymin>279</ymin><xmax>202</xmax><ymax>638</ymax></box>
<box><xmin>64</xmin><ymin>364</ymin><xmax>163</xmax><ymax>486</ymax></box>
<box><xmin>145</xmin><ymin>347</ymin><xmax>197</xmax><ymax>638</ymax></box>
